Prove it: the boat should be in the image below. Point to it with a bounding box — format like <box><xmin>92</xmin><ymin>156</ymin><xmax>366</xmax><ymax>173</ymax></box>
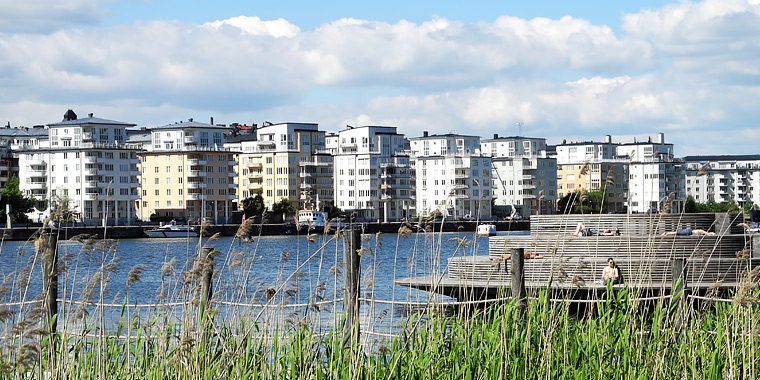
<box><xmin>476</xmin><ymin>224</ymin><xmax>496</xmax><ymax>236</ymax></box>
<box><xmin>145</xmin><ymin>220</ymin><xmax>198</xmax><ymax>238</ymax></box>
<box><xmin>286</xmin><ymin>209</ymin><xmax>329</xmax><ymax>234</ymax></box>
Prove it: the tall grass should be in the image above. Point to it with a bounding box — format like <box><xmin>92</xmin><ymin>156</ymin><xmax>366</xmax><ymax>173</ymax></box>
<box><xmin>0</xmin><ymin>218</ymin><xmax>758</xmax><ymax>379</ymax></box>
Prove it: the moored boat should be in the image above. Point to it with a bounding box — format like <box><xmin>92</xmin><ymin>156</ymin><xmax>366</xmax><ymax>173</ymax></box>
<box><xmin>476</xmin><ymin>224</ymin><xmax>496</xmax><ymax>236</ymax></box>
<box><xmin>145</xmin><ymin>220</ymin><xmax>198</xmax><ymax>238</ymax></box>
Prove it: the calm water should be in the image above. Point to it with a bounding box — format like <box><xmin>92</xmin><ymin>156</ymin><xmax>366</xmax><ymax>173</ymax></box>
<box><xmin>0</xmin><ymin>230</ymin><xmax>524</xmax><ymax>338</ymax></box>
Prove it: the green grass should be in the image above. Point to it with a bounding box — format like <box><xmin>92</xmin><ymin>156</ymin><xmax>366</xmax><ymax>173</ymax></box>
<box><xmin>1</xmin><ymin>285</ymin><xmax>758</xmax><ymax>379</ymax></box>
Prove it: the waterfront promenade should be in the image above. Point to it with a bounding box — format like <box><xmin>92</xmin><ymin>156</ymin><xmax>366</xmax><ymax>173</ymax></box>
<box><xmin>0</xmin><ymin>219</ymin><xmax>529</xmax><ymax>241</ymax></box>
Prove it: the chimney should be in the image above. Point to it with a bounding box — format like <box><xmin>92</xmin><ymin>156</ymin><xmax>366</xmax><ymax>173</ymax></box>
<box><xmin>493</xmin><ymin>133</ymin><xmax>498</xmax><ymax>139</ymax></box>
<box><xmin>604</xmin><ymin>135</ymin><xmax>612</xmax><ymax>144</ymax></box>
<box><xmin>189</xmin><ymin>118</ymin><xmax>193</xmax><ymax>122</ymax></box>
<box><xmin>658</xmin><ymin>132</ymin><xmax>665</xmax><ymax>144</ymax></box>
<box><xmin>88</xmin><ymin>113</ymin><xmax>93</xmax><ymax>118</ymax></box>
<box><xmin>423</xmin><ymin>130</ymin><xmax>428</xmax><ymax>137</ymax></box>
<box><xmin>210</xmin><ymin>116</ymin><xmax>214</xmax><ymax>125</ymax></box>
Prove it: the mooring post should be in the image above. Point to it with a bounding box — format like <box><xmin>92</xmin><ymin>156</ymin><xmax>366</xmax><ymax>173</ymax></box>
<box><xmin>42</xmin><ymin>227</ymin><xmax>59</xmax><ymax>336</ymax></box>
<box><xmin>510</xmin><ymin>248</ymin><xmax>526</xmax><ymax>313</ymax></box>
<box><xmin>199</xmin><ymin>247</ymin><xmax>214</xmax><ymax>321</ymax></box>
<box><xmin>342</xmin><ymin>227</ymin><xmax>361</xmax><ymax>347</ymax></box>
<box><xmin>671</xmin><ymin>257</ymin><xmax>687</xmax><ymax>327</ymax></box>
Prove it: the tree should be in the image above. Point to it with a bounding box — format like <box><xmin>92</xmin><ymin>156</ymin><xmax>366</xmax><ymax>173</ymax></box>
<box><xmin>269</xmin><ymin>198</ymin><xmax>297</xmax><ymax>223</ymax></box>
<box><xmin>0</xmin><ymin>176</ymin><xmax>36</xmax><ymax>223</ymax></box>
<box><xmin>684</xmin><ymin>195</ymin><xmax>697</xmax><ymax>213</ymax></box>
<box><xmin>242</xmin><ymin>194</ymin><xmax>265</xmax><ymax>218</ymax></box>
<box><xmin>556</xmin><ymin>189</ymin><xmax>608</xmax><ymax>214</ymax></box>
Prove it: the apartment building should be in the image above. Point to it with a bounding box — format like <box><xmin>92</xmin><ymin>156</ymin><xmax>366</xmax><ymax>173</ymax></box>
<box><xmin>226</xmin><ymin>122</ymin><xmax>332</xmax><ymax>211</ymax></box>
<box><xmin>682</xmin><ymin>155</ymin><xmax>760</xmax><ymax>206</ymax></box>
<box><xmin>18</xmin><ymin>110</ymin><xmax>141</xmax><ymax>225</ymax></box>
<box><xmin>410</xmin><ymin>132</ymin><xmax>492</xmax><ymax>220</ymax></box>
<box><xmin>0</xmin><ymin>125</ymin><xmax>47</xmax><ymax>190</ymax></box>
<box><xmin>617</xmin><ymin>133</ymin><xmax>684</xmax><ymax>213</ymax></box>
<box><xmin>136</xmin><ymin>119</ymin><xmax>238</xmax><ymax>223</ymax></box>
<box><xmin>481</xmin><ymin>134</ymin><xmax>557</xmax><ymax>217</ymax></box>
<box><xmin>555</xmin><ymin>136</ymin><xmax>630</xmax><ymax>212</ymax></box>
<box><xmin>333</xmin><ymin>126</ymin><xmax>410</xmax><ymax>222</ymax></box>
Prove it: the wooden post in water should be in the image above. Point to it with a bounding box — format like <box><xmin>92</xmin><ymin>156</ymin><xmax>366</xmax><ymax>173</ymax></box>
<box><xmin>342</xmin><ymin>227</ymin><xmax>361</xmax><ymax>346</ymax></box>
<box><xmin>199</xmin><ymin>247</ymin><xmax>214</xmax><ymax>321</ymax></box>
<box><xmin>41</xmin><ymin>225</ymin><xmax>59</xmax><ymax>349</ymax></box>
<box><xmin>671</xmin><ymin>258</ymin><xmax>687</xmax><ymax>327</ymax></box>
<box><xmin>510</xmin><ymin>248</ymin><xmax>526</xmax><ymax>312</ymax></box>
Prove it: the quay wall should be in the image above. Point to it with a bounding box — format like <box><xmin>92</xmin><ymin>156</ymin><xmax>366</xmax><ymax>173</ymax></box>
<box><xmin>0</xmin><ymin>220</ymin><xmax>529</xmax><ymax>241</ymax></box>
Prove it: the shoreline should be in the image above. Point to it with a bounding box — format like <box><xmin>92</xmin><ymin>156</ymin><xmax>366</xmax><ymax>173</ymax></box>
<box><xmin>0</xmin><ymin>220</ymin><xmax>530</xmax><ymax>241</ymax></box>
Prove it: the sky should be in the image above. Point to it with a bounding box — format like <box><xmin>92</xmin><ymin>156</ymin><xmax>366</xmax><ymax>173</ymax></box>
<box><xmin>1</xmin><ymin>0</ymin><xmax>759</xmax><ymax>156</ymax></box>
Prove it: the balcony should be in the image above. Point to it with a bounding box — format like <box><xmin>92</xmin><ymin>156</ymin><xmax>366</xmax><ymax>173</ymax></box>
<box><xmin>82</xmin><ymin>132</ymin><xmax>94</xmax><ymax>141</ymax></box>
<box><xmin>187</xmin><ymin>193</ymin><xmax>202</xmax><ymax>201</ymax></box>
<box><xmin>28</xmin><ymin>164</ymin><xmax>47</xmax><ymax>172</ymax></box>
<box><xmin>228</xmin><ymin>171</ymin><xmax>237</xmax><ymax>177</ymax></box>
<box><xmin>523</xmin><ymin>174</ymin><xmax>536</xmax><ymax>180</ymax></box>
<box><xmin>187</xmin><ymin>158</ymin><xmax>207</xmax><ymax>166</ymax></box>
<box><xmin>184</xmin><ymin>136</ymin><xmax>196</xmax><ymax>144</ymax></box>
<box><xmin>187</xmin><ymin>182</ymin><xmax>207</xmax><ymax>189</ymax></box>
<box><xmin>228</xmin><ymin>160</ymin><xmax>238</xmax><ymax>166</ymax></box>
<box><xmin>249</xmin><ymin>172</ymin><xmax>263</xmax><ymax>179</ymax></box>
<box><xmin>228</xmin><ymin>194</ymin><xmax>238</xmax><ymax>200</ymax></box>
<box><xmin>228</xmin><ymin>183</ymin><xmax>238</xmax><ymax>189</ymax></box>
<box><xmin>28</xmin><ymin>182</ymin><xmax>47</xmax><ymax>190</ymax></box>
<box><xmin>247</xmin><ymin>161</ymin><xmax>263</xmax><ymax>169</ymax></box>
<box><xmin>300</xmin><ymin>183</ymin><xmax>313</xmax><ymax>189</ymax></box>
<box><xmin>299</xmin><ymin>161</ymin><xmax>332</xmax><ymax>167</ymax></box>
<box><xmin>85</xmin><ymin>193</ymin><xmax>101</xmax><ymax>200</ymax></box>
<box><xmin>187</xmin><ymin>170</ymin><xmax>207</xmax><ymax>178</ymax></box>
<box><xmin>248</xmin><ymin>183</ymin><xmax>263</xmax><ymax>191</ymax></box>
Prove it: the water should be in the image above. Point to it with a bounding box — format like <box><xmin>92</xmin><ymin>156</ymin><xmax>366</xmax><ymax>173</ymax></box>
<box><xmin>0</xmin><ymin>230</ymin><xmax>522</xmax><ymax>343</ymax></box>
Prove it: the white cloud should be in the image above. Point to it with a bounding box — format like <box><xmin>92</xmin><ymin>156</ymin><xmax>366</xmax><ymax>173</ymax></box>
<box><xmin>1</xmin><ymin>1</ymin><xmax>759</xmax><ymax>156</ymax></box>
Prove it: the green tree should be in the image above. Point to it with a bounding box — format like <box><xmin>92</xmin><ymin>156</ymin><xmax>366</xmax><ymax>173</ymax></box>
<box><xmin>0</xmin><ymin>176</ymin><xmax>36</xmax><ymax>223</ymax></box>
<box><xmin>684</xmin><ymin>195</ymin><xmax>697</xmax><ymax>213</ymax></box>
<box><xmin>269</xmin><ymin>198</ymin><xmax>297</xmax><ymax>222</ymax></box>
<box><xmin>241</xmin><ymin>194</ymin><xmax>265</xmax><ymax>218</ymax></box>
<box><xmin>557</xmin><ymin>189</ymin><xmax>608</xmax><ymax>214</ymax></box>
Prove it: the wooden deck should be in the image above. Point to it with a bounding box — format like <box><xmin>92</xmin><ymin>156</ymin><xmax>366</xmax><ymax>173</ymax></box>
<box><xmin>396</xmin><ymin>213</ymin><xmax>760</xmax><ymax>300</ymax></box>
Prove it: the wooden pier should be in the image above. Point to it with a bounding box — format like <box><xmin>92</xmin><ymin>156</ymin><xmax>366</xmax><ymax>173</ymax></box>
<box><xmin>396</xmin><ymin>213</ymin><xmax>760</xmax><ymax>300</ymax></box>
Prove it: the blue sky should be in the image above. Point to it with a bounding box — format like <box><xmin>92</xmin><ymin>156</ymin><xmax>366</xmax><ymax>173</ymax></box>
<box><xmin>1</xmin><ymin>0</ymin><xmax>759</xmax><ymax>156</ymax></box>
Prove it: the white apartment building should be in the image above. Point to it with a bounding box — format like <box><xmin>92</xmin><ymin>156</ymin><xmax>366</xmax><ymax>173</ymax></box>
<box><xmin>137</xmin><ymin>119</ymin><xmax>239</xmax><ymax>223</ymax></box>
<box><xmin>617</xmin><ymin>133</ymin><xmax>684</xmax><ymax>213</ymax></box>
<box><xmin>333</xmin><ymin>126</ymin><xmax>410</xmax><ymax>222</ymax></box>
<box><xmin>481</xmin><ymin>134</ymin><xmax>557</xmax><ymax>217</ymax></box>
<box><xmin>682</xmin><ymin>155</ymin><xmax>760</xmax><ymax>206</ymax></box>
<box><xmin>554</xmin><ymin>136</ymin><xmax>630</xmax><ymax>212</ymax></box>
<box><xmin>410</xmin><ymin>132</ymin><xmax>492</xmax><ymax>220</ymax></box>
<box><xmin>18</xmin><ymin>110</ymin><xmax>141</xmax><ymax>225</ymax></box>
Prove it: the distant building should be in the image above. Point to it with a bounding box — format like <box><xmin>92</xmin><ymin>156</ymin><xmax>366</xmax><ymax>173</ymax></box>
<box><xmin>333</xmin><ymin>126</ymin><xmax>410</xmax><ymax>222</ymax></box>
<box><xmin>136</xmin><ymin>119</ymin><xmax>238</xmax><ymax>223</ymax></box>
<box><xmin>617</xmin><ymin>133</ymin><xmax>684</xmax><ymax>213</ymax></box>
<box><xmin>481</xmin><ymin>134</ymin><xmax>557</xmax><ymax>217</ymax></box>
<box><xmin>682</xmin><ymin>155</ymin><xmax>760</xmax><ymax>206</ymax></box>
<box><xmin>410</xmin><ymin>132</ymin><xmax>491</xmax><ymax>220</ymax></box>
<box><xmin>225</xmin><ymin>122</ymin><xmax>332</xmax><ymax>212</ymax></box>
<box><xmin>18</xmin><ymin>110</ymin><xmax>141</xmax><ymax>225</ymax></box>
<box><xmin>0</xmin><ymin>124</ymin><xmax>47</xmax><ymax>190</ymax></box>
<box><xmin>555</xmin><ymin>135</ymin><xmax>629</xmax><ymax>212</ymax></box>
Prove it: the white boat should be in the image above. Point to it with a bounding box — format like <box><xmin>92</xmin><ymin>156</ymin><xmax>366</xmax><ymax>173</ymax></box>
<box><xmin>477</xmin><ymin>224</ymin><xmax>496</xmax><ymax>236</ymax></box>
<box><xmin>145</xmin><ymin>220</ymin><xmax>198</xmax><ymax>238</ymax></box>
<box><xmin>295</xmin><ymin>210</ymin><xmax>329</xmax><ymax>233</ymax></box>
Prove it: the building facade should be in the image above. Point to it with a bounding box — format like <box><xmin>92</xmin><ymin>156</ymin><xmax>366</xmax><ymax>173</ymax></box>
<box><xmin>481</xmin><ymin>134</ymin><xmax>557</xmax><ymax>217</ymax></box>
<box><xmin>333</xmin><ymin>126</ymin><xmax>410</xmax><ymax>222</ymax></box>
<box><xmin>682</xmin><ymin>155</ymin><xmax>760</xmax><ymax>206</ymax></box>
<box><xmin>410</xmin><ymin>132</ymin><xmax>492</xmax><ymax>220</ymax></box>
<box><xmin>137</xmin><ymin>119</ymin><xmax>238</xmax><ymax>223</ymax></box>
<box><xmin>554</xmin><ymin>136</ymin><xmax>629</xmax><ymax>212</ymax></box>
<box><xmin>227</xmin><ymin>122</ymin><xmax>332</xmax><ymax>211</ymax></box>
<box><xmin>618</xmin><ymin>134</ymin><xmax>684</xmax><ymax>213</ymax></box>
<box><xmin>18</xmin><ymin>110</ymin><xmax>141</xmax><ymax>225</ymax></box>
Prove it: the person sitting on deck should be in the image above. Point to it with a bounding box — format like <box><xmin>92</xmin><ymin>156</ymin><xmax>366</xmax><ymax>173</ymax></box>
<box><xmin>571</xmin><ymin>223</ymin><xmax>617</xmax><ymax>237</ymax></box>
<box><xmin>489</xmin><ymin>251</ymin><xmax>544</xmax><ymax>261</ymax></box>
<box><xmin>602</xmin><ymin>257</ymin><xmax>620</xmax><ymax>283</ymax></box>
<box><xmin>660</xmin><ymin>228</ymin><xmax>715</xmax><ymax>237</ymax></box>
